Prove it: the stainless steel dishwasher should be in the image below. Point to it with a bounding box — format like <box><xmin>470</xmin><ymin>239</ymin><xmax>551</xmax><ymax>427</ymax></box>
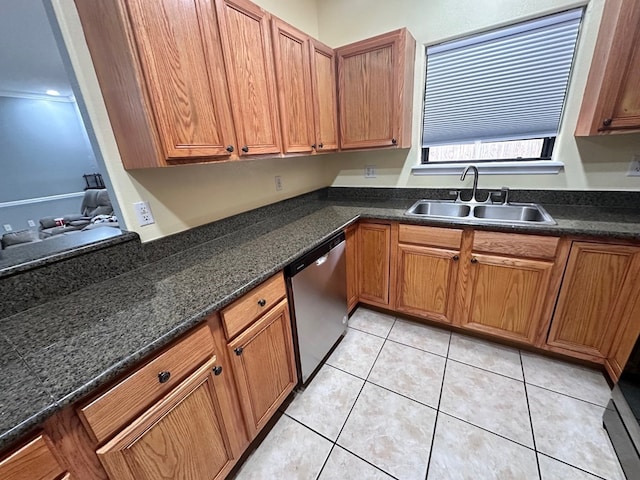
<box><xmin>286</xmin><ymin>232</ymin><xmax>348</xmax><ymax>385</ymax></box>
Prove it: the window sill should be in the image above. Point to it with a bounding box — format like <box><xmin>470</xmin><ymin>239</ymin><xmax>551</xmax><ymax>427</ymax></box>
<box><xmin>411</xmin><ymin>160</ymin><xmax>564</xmax><ymax>176</ymax></box>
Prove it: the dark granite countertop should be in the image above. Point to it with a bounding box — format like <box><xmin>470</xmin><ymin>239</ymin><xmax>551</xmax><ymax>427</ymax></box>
<box><xmin>1</xmin><ymin>194</ymin><xmax>640</xmax><ymax>451</ymax></box>
<box><xmin>0</xmin><ymin>227</ymin><xmax>138</xmax><ymax>278</ymax></box>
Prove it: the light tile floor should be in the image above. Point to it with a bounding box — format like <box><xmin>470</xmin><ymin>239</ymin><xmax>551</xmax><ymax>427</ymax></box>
<box><xmin>234</xmin><ymin>307</ymin><xmax>625</xmax><ymax>480</ymax></box>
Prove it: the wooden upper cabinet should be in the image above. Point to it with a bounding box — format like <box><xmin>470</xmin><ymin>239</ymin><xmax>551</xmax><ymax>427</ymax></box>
<box><xmin>75</xmin><ymin>0</ymin><xmax>236</xmax><ymax>168</ymax></box>
<box><xmin>270</xmin><ymin>19</ymin><xmax>339</xmax><ymax>154</ymax></box>
<box><xmin>97</xmin><ymin>358</ymin><xmax>236</xmax><ymax>480</ymax></box>
<box><xmin>357</xmin><ymin>222</ymin><xmax>391</xmax><ymax>306</ymax></box>
<box><xmin>336</xmin><ymin>28</ymin><xmax>415</xmax><ymax>150</ymax></box>
<box><xmin>215</xmin><ymin>0</ymin><xmax>282</xmax><ymax>156</ymax></box>
<box><xmin>0</xmin><ymin>435</ymin><xmax>67</xmax><ymax>480</ymax></box>
<box><xmin>309</xmin><ymin>39</ymin><xmax>339</xmax><ymax>151</ymax></box>
<box><xmin>575</xmin><ymin>0</ymin><xmax>640</xmax><ymax>135</ymax></box>
<box><xmin>271</xmin><ymin>18</ymin><xmax>315</xmax><ymax>154</ymax></box>
<box><xmin>548</xmin><ymin>242</ymin><xmax>640</xmax><ymax>359</ymax></box>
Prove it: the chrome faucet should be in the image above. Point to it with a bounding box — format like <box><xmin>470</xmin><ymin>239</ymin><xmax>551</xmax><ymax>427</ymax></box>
<box><xmin>460</xmin><ymin>165</ymin><xmax>479</xmax><ymax>203</ymax></box>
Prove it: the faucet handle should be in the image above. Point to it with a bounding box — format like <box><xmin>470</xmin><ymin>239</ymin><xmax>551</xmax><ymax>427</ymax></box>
<box><xmin>489</xmin><ymin>187</ymin><xmax>510</xmax><ymax>204</ymax></box>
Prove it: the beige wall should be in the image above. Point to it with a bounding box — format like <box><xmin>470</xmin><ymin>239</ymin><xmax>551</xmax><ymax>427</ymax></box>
<box><xmin>52</xmin><ymin>0</ymin><xmax>330</xmax><ymax>242</ymax></box>
<box><xmin>317</xmin><ymin>0</ymin><xmax>640</xmax><ymax>191</ymax></box>
<box><xmin>52</xmin><ymin>0</ymin><xmax>640</xmax><ymax>243</ymax></box>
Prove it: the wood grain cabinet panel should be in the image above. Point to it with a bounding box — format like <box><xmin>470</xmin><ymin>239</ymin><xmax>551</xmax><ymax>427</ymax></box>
<box><xmin>0</xmin><ymin>435</ymin><xmax>67</xmax><ymax>480</ymax></box>
<box><xmin>125</xmin><ymin>0</ymin><xmax>236</xmax><ymax>160</ymax></box>
<box><xmin>271</xmin><ymin>18</ymin><xmax>314</xmax><ymax>154</ymax></box>
<box><xmin>79</xmin><ymin>324</ymin><xmax>214</xmax><ymax>444</ymax></box>
<box><xmin>336</xmin><ymin>28</ymin><xmax>415</xmax><ymax>150</ymax></box>
<box><xmin>97</xmin><ymin>358</ymin><xmax>236</xmax><ymax>480</ymax></box>
<box><xmin>309</xmin><ymin>39</ymin><xmax>339</xmax><ymax>151</ymax></box>
<box><xmin>606</xmin><ymin>288</ymin><xmax>640</xmax><ymax>380</ymax></box>
<box><xmin>547</xmin><ymin>242</ymin><xmax>640</xmax><ymax>359</ymax></box>
<box><xmin>215</xmin><ymin>0</ymin><xmax>282</xmax><ymax>156</ymax></box>
<box><xmin>345</xmin><ymin>225</ymin><xmax>359</xmax><ymax>312</ymax></box>
<box><xmin>228</xmin><ymin>299</ymin><xmax>297</xmax><ymax>439</ymax></box>
<box><xmin>396</xmin><ymin>244</ymin><xmax>459</xmax><ymax>324</ymax></box>
<box><xmin>462</xmin><ymin>254</ymin><xmax>553</xmax><ymax>344</ymax></box>
<box><xmin>357</xmin><ymin>223</ymin><xmax>391</xmax><ymax>306</ymax></box>
<box><xmin>75</xmin><ymin>0</ymin><xmax>236</xmax><ymax>168</ymax></box>
<box><xmin>575</xmin><ymin>0</ymin><xmax>640</xmax><ymax>135</ymax></box>
<box><xmin>221</xmin><ymin>273</ymin><xmax>286</xmax><ymax>339</ymax></box>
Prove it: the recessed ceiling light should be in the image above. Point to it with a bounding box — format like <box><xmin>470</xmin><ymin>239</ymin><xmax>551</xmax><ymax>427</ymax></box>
<box><xmin>46</xmin><ymin>89</ymin><xmax>60</xmax><ymax>96</ymax></box>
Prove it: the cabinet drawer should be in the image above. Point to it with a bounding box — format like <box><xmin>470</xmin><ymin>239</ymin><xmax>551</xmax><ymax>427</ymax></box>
<box><xmin>0</xmin><ymin>435</ymin><xmax>65</xmax><ymax>480</ymax></box>
<box><xmin>472</xmin><ymin>231</ymin><xmax>559</xmax><ymax>260</ymax></box>
<box><xmin>221</xmin><ymin>273</ymin><xmax>286</xmax><ymax>339</ymax></box>
<box><xmin>79</xmin><ymin>324</ymin><xmax>214</xmax><ymax>443</ymax></box>
<box><xmin>399</xmin><ymin>224</ymin><xmax>462</xmax><ymax>249</ymax></box>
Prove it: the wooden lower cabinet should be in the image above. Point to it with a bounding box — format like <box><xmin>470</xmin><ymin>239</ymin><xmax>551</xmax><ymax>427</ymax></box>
<box><xmin>345</xmin><ymin>225</ymin><xmax>358</xmax><ymax>312</ymax></box>
<box><xmin>97</xmin><ymin>358</ymin><xmax>236</xmax><ymax>480</ymax></box>
<box><xmin>0</xmin><ymin>435</ymin><xmax>68</xmax><ymax>480</ymax></box>
<box><xmin>357</xmin><ymin>222</ymin><xmax>391</xmax><ymax>307</ymax></box>
<box><xmin>228</xmin><ymin>298</ymin><xmax>297</xmax><ymax>440</ymax></box>
<box><xmin>396</xmin><ymin>244</ymin><xmax>459</xmax><ymax>324</ymax></box>
<box><xmin>547</xmin><ymin>242</ymin><xmax>640</xmax><ymax>360</ymax></box>
<box><xmin>461</xmin><ymin>254</ymin><xmax>553</xmax><ymax>344</ymax></box>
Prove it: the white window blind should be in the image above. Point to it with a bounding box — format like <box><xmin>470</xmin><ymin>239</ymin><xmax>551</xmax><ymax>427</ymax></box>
<box><xmin>422</xmin><ymin>8</ymin><xmax>582</xmax><ymax>148</ymax></box>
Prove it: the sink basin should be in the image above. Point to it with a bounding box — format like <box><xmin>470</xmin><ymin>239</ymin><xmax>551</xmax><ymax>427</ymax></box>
<box><xmin>473</xmin><ymin>205</ymin><xmax>550</xmax><ymax>223</ymax></box>
<box><xmin>406</xmin><ymin>200</ymin><xmax>471</xmax><ymax>218</ymax></box>
<box><xmin>405</xmin><ymin>200</ymin><xmax>556</xmax><ymax>226</ymax></box>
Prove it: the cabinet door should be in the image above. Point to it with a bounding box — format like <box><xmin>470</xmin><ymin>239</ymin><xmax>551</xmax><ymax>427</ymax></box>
<box><xmin>462</xmin><ymin>254</ymin><xmax>553</xmax><ymax>344</ymax></box>
<box><xmin>271</xmin><ymin>18</ymin><xmax>314</xmax><ymax>154</ymax></box>
<box><xmin>575</xmin><ymin>0</ymin><xmax>640</xmax><ymax>135</ymax></box>
<box><xmin>396</xmin><ymin>244</ymin><xmax>459</xmax><ymax>324</ymax></box>
<box><xmin>125</xmin><ymin>0</ymin><xmax>236</xmax><ymax>160</ymax></box>
<box><xmin>309</xmin><ymin>39</ymin><xmax>339</xmax><ymax>151</ymax></box>
<box><xmin>228</xmin><ymin>299</ymin><xmax>297</xmax><ymax>439</ymax></box>
<box><xmin>97</xmin><ymin>358</ymin><xmax>235</xmax><ymax>480</ymax></box>
<box><xmin>215</xmin><ymin>0</ymin><xmax>282</xmax><ymax>155</ymax></box>
<box><xmin>357</xmin><ymin>223</ymin><xmax>391</xmax><ymax>306</ymax></box>
<box><xmin>345</xmin><ymin>225</ymin><xmax>358</xmax><ymax>312</ymax></box>
<box><xmin>548</xmin><ymin>242</ymin><xmax>640</xmax><ymax>359</ymax></box>
<box><xmin>337</xmin><ymin>29</ymin><xmax>414</xmax><ymax>149</ymax></box>
<box><xmin>0</xmin><ymin>435</ymin><xmax>67</xmax><ymax>480</ymax></box>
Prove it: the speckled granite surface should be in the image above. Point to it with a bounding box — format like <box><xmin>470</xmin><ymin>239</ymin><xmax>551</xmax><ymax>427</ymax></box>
<box><xmin>1</xmin><ymin>189</ymin><xmax>640</xmax><ymax>452</ymax></box>
<box><xmin>0</xmin><ymin>227</ymin><xmax>138</xmax><ymax>278</ymax></box>
<box><xmin>0</xmin><ymin>337</ymin><xmax>57</xmax><ymax>449</ymax></box>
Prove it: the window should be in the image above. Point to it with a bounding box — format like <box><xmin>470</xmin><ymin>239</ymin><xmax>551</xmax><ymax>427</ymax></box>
<box><xmin>421</xmin><ymin>9</ymin><xmax>582</xmax><ymax>166</ymax></box>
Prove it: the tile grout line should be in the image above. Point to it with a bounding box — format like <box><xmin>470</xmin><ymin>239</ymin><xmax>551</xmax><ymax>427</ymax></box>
<box><xmin>520</xmin><ymin>350</ymin><xmax>542</xmax><ymax>480</ymax></box>
<box><xmin>524</xmin><ymin>382</ymin><xmax>609</xmax><ymax>409</ymax></box>
<box><xmin>385</xmin><ymin>336</ymin><xmax>449</xmax><ymax>359</ymax></box>
<box><xmin>424</xmin><ymin>331</ymin><xmax>453</xmax><ymax>480</ymax></box>
<box><xmin>536</xmin><ymin>452</ymin><xmax>608</xmax><ymax>480</ymax></box>
<box><xmin>435</xmin><ymin>410</ymin><xmax>538</xmax><ymax>452</ymax></box>
<box><xmin>446</xmin><ymin>356</ymin><xmax>525</xmax><ymax>383</ymax></box>
<box><xmin>316</xmin><ymin>315</ymin><xmax>398</xmax><ymax>480</ymax></box>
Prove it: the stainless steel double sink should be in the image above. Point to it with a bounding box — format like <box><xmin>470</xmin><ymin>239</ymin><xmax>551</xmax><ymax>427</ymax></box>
<box><xmin>405</xmin><ymin>199</ymin><xmax>556</xmax><ymax>226</ymax></box>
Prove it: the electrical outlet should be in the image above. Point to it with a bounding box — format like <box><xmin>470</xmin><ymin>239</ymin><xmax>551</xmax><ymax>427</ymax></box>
<box><xmin>275</xmin><ymin>175</ymin><xmax>283</xmax><ymax>191</ymax></box>
<box><xmin>627</xmin><ymin>155</ymin><xmax>640</xmax><ymax>177</ymax></box>
<box><xmin>27</xmin><ymin>220</ymin><xmax>36</xmax><ymax>228</ymax></box>
<box><xmin>133</xmin><ymin>201</ymin><xmax>155</xmax><ymax>226</ymax></box>
<box><xmin>365</xmin><ymin>165</ymin><xmax>377</xmax><ymax>178</ymax></box>
<box><xmin>3</xmin><ymin>224</ymin><xmax>12</xmax><ymax>232</ymax></box>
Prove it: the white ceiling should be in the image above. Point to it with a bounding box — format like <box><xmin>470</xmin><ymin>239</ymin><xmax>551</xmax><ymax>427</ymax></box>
<box><xmin>0</xmin><ymin>0</ymin><xmax>73</xmax><ymax>98</ymax></box>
